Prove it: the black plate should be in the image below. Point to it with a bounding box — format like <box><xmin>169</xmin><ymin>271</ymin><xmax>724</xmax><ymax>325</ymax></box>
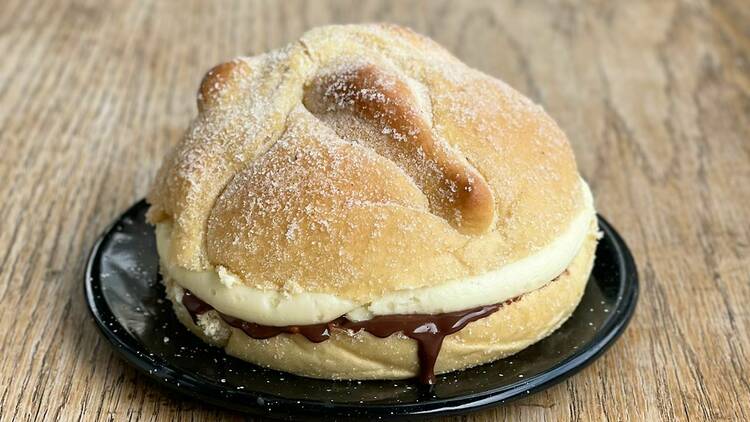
<box><xmin>84</xmin><ymin>200</ymin><xmax>638</xmax><ymax>420</ymax></box>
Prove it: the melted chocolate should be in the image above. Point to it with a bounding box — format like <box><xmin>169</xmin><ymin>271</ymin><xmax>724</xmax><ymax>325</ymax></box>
<box><xmin>221</xmin><ymin>314</ymin><xmax>337</xmax><ymax>343</ymax></box>
<box><xmin>182</xmin><ymin>291</ymin><xmax>339</xmax><ymax>342</ymax></box>
<box><xmin>180</xmin><ymin>290</ymin><xmax>528</xmax><ymax>384</ymax></box>
<box><xmin>340</xmin><ymin>303</ymin><xmax>505</xmax><ymax>383</ymax></box>
<box><xmin>181</xmin><ymin>290</ymin><xmax>214</xmax><ymax>317</ymax></box>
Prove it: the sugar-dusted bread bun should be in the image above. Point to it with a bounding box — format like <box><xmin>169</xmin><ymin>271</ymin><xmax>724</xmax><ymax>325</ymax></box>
<box><xmin>147</xmin><ymin>23</ymin><xmax>597</xmax><ymax>382</ymax></box>
<box><xmin>164</xmin><ymin>222</ymin><xmax>597</xmax><ymax>380</ymax></box>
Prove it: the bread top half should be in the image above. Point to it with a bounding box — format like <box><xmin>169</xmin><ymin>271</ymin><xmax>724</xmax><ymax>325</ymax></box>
<box><xmin>147</xmin><ymin>24</ymin><xmax>584</xmax><ymax>303</ymax></box>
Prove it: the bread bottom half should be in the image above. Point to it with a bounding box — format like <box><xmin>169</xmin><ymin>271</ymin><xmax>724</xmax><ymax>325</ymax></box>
<box><xmin>162</xmin><ymin>224</ymin><xmax>598</xmax><ymax>380</ymax></box>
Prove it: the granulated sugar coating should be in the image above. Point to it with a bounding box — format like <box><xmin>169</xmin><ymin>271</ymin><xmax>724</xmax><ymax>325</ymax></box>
<box><xmin>146</xmin><ymin>23</ymin><xmax>583</xmax><ymax>302</ymax></box>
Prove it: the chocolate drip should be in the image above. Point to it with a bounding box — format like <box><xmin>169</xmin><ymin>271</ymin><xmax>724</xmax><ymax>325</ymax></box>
<box><xmin>340</xmin><ymin>305</ymin><xmax>502</xmax><ymax>383</ymax></box>
<box><xmin>180</xmin><ymin>290</ymin><xmax>522</xmax><ymax>384</ymax></box>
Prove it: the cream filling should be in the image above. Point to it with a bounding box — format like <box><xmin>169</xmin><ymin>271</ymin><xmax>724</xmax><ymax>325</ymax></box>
<box><xmin>157</xmin><ymin>179</ymin><xmax>596</xmax><ymax>326</ymax></box>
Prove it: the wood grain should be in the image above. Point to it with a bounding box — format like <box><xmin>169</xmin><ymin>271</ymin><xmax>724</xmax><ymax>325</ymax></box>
<box><xmin>1</xmin><ymin>0</ymin><xmax>748</xmax><ymax>420</ymax></box>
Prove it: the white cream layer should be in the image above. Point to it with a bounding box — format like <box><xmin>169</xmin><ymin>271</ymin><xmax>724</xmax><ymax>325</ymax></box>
<box><xmin>157</xmin><ymin>180</ymin><xmax>596</xmax><ymax>326</ymax></box>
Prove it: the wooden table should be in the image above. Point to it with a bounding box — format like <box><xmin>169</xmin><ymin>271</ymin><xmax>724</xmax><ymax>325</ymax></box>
<box><xmin>2</xmin><ymin>1</ymin><xmax>748</xmax><ymax>420</ymax></box>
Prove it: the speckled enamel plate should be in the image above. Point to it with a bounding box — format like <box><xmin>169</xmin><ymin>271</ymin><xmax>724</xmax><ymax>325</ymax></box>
<box><xmin>84</xmin><ymin>200</ymin><xmax>638</xmax><ymax>420</ymax></box>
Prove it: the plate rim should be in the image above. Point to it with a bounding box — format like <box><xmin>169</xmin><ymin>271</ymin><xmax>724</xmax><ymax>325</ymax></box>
<box><xmin>84</xmin><ymin>200</ymin><xmax>638</xmax><ymax>420</ymax></box>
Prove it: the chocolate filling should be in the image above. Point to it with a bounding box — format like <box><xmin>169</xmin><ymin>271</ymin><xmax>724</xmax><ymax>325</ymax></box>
<box><xmin>180</xmin><ymin>290</ymin><xmax>529</xmax><ymax>384</ymax></box>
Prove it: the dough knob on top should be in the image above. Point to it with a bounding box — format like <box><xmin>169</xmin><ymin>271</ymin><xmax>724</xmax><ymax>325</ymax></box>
<box><xmin>303</xmin><ymin>61</ymin><xmax>496</xmax><ymax>234</ymax></box>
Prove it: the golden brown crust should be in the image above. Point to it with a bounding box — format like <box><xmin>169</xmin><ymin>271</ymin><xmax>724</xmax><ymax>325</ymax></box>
<box><xmin>165</xmin><ymin>220</ymin><xmax>597</xmax><ymax>380</ymax></box>
<box><xmin>303</xmin><ymin>62</ymin><xmax>495</xmax><ymax>234</ymax></box>
<box><xmin>147</xmin><ymin>23</ymin><xmax>583</xmax><ymax>298</ymax></box>
<box><xmin>197</xmin><ymin>59</ymin><xmax>253</xmax><ymax>112</ymax></box>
